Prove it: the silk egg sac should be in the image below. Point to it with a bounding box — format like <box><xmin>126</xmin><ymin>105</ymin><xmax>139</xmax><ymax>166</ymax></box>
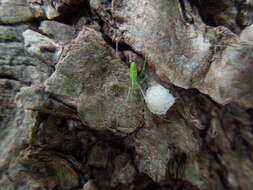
<box><xmin>145</xmin><ymin>84</ymin><xmax>175</xmax><ymax>115</ymax></box>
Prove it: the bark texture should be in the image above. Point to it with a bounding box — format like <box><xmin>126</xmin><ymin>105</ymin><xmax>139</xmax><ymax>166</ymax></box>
<box><xmin>0</xmin><ymin>0</ymin><xmax>253</xmax><ymax>190</ymax></box>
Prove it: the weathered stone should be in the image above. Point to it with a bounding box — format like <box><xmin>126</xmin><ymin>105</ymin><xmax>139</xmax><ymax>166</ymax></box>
<box><xmin>44</xmin><ymin>0</ymin><xmax>85</xmax><ymax>19</ymax></box>
<box><xmin>15</xmin><ymin>86</ymin><xmax>79</xmax><ymax>119</ymax></box>
<box><xmin>0</xmin><ymin>25</ymin><xmax>27</xmax><ymax>43</ymax></box>
<box><xmin>0</xmin><ymin>173</ymin><xmax>45</xmax><ymax>190</ymax></box>
<box><xmin>198</xmin><ymin>44</ymin><xmax>253</xmax><ymax>108</ymax></box>
<box><xmin>0</xmin><ymin>79</ymin><xmax>25</xmax><ymax>171</ymax></box>
<box><xmin>39</xmin><ymin>21</ymin><xmax>75</xmax><ymax>42</ymax></box>
<box><xmin>1</xmin><ymin>0</ymin><xmax>27</xmax><ymax>3</ymax></box>
<box><xmin>94</xmin><ymin>0</ymin><xmax>212</xmax><ymax>88</ymax></box>
<box><xmin>87</xmin><ymin>142</ymin><xmax>111</xmax><ymax>168</ymax></box>
<box><xmin>0</xmin><ymin>43</ymin><xmax>31</xmax><ymax>65</ymax></box>
<box><xmin>22</xmin><ymin>29</ymin><xmax>61</xmax><ymax>65</ymax></box>
<box><xmin>15</xmin><ymin>86</ymin><xmax>49</xmax><ymax>110</ymax></box>
<box><xmin>132</xmin><ymin>113</ymin><xmax>200</xmax><ymax>183</ymax></box>
<box><xmin>237</xmin><ymin>1</ymin><xmax>253</xmax><ymax>27</ymax></box>
<box><xmin>0</xmin><ymin>43</ymin><xmax>52</xmax><ymax>84</ymax></box>
<box><xmin>83</xmin><ymin>180</ymin><xmax>98</xmax><ymax>190</ymax></box>
<box><xmin>0</xmin><ymin>3</ymin><xmax>43</xmax><ymax>24</ymax></box>
<box><xmin>197</xmin><ymin>0</ymin><xmax>239</xmax><ymax>32</ymax></box>
<box><xmin>45</xmin><ymin>29</ymin><xmax>110</xmax><ymax>98</ymax></box>
<box><xmin>0</xmin><ymin>25</ymin><xmax>52</xmax><ymax>190</ymax></box>
<box><xmin>89</xmin><ymin>0</ymin><xmax>102</xmax><ymax>10</ymax></box>
<box><xmin>27</xmin><ymin>0</ymin><xmax>43</xmax><ymax>4</ymax></box>
<box><xmin>111</xmin><ymin>154</ymin><xmax>136</xmax><ymax>187</ymax></box>
<box><xmin>18</xmin><ymin>149</ymin><xmax>80</xmax><ymax>190</ymax></box>
<box><xmin>45</xmin><ymin>28</ymin><xmax>144</xmax><ymax>134</ymax></box>
<box><xmin>45</xmin><ymin>5</ymin><xmax>61</xmax><ymax>19</ymax></box>
<box><xmin>183</xmin><ymin>160</ymin><xmax>203</xmax><ymax>188</ymax></box>
<box><xmin>95</xmin><ymin>0</ymin><xmax>253</xmax><ymax>108</ymax></box>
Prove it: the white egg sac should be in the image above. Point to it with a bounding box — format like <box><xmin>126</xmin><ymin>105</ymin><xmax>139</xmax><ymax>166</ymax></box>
<box><xmin>145</xmin><ymin>84</ymin><xmax>175</xmax><ymax>115</ymax></box>
<box><xmin>240</xmin><ymin>24</ymin><xmax>253</xmax><ymax>44</ymax></box>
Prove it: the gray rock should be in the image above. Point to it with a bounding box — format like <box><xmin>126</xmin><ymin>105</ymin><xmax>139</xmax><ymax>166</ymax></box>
<box><xmin>45</xmin><ymin>28</ymin><xmax>144</xmax><ymax>135</ymax></box>
<box><xmin>98</xmin><ymin>0</ymin><xmax>253</xmax><ymax>108</ymax></box>
<box><xmin>0</xmin><ymin>80</ymin><xmax>25</xmax><ymax>165</ymax></box>
<box><xmin>0</xmin><ymin>25</ymin><xmax>27</xmax><ymax>43</ymax></box>
<box><xmin>0</xmin><ymin>43</ymin><xmax>30</xmax><ymax>65</ymax></box>
<box><xmin>15</xmin><ymin>86</ymin><xmax>79</xmax><ymax>118</ymax></box>
<box><xmin>27</xmin><ymin>0</ymin><xmax>43</xmax><ymax>3</ymax></box>
<box><xmin>0</xmin><ymin>2</ymin><xmax>44</xmax><ymax>24</ymax></box>
<box><xmin>45</xmin><ymin>4</ymin><xmax>61</xmax><ymax>19</ymax></box>
<box><xmin>182</xmin><ymin>160</ymin><xmax>203</xmax><ymax>188</ymax></box>
<box><xmin>0</xmin><ymin>43</ymin><xmax>53</xmax><ymax>83</ymax></box>
<box><xmin>198</xmin><ymin>43</ymin><xmax>253</xmax><ymax>108</ymax></box>
<box><xmin>39</xmin><ymin>21</ymin><xmax>75</xmax><ymax>42</ymax></box>
<box><xmin>94</xmin><ymin>0</ymin><xmax>211</xmax><ymax>88</ymax></box>
<box><xmin>131</xmin><ymin>114</ymin><xmax>200</xmax><ymax>183</ymax></box>
<box><xmin>0</xmin><ymin>81</ymin><xmax>34</xmax><ymax>189</ymax></box>
<box><xmin>22</xmin><ymin>29</ymin><xmax>61</xmax><ymax>65</ymax></box>
<box><xmin>87</xmin><ymin>142</ymin><xmax>111</xmax><ymax>168</ymax></box>
<box><xmin>44</xmin><ymin>0</ymin><xmax>85</xmax><ymax>19</ymax></box>
<box><xmin>111</xmin><ymin>154</ymin><xmax>136</xmax><ymax>187</ymax></box>
<box><xmin>17</xmin><ymin>150</ymin><xmax>80</xmax><ymax>189</ymax></box>
<box><xmin>0</xmin><ymin>172</ymin><xmax>45</xmax><ymax>190</ymax></box>
<box><xmin>0</xmin><ymin>25</ymin><xmax>53</xmax><ymax>189</ymax></box>
<box><xmin>83</xmin><ymin>180</ymin><xmax>97</xmax><ymax>190</ymax></box>
<box><xmin>15</xmin><ymin>86</ymin><xmax>50</xmax><ymax>110</ymax></box>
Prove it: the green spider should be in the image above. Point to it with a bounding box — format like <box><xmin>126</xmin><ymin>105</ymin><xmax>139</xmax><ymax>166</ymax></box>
<box><xmin>124</xmin><ymin>61</ymin><xmax>177</xmax><ymax>124</ymax></box>
<box><xmin>126</xmin><ymin>62</ymin><xmax>145</xmax><ymax>103</ymax></box>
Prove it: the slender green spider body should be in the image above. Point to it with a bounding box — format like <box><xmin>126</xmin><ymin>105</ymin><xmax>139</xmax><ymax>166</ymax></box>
<box><xmin>126</xmin><ymin>62</ymin><xmax>145</xmax><ymax>102</ymax></box>
<box><xmin>130</xmin><ymin>62</ymin><xmax>139</xmax><ymax>89</ymax></box>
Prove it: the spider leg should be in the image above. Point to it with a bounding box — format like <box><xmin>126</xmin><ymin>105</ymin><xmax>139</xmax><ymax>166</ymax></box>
<box><xmin>138</xmin><ymin>85</ymin><xmax>145</xmax><ymax>99</ymax></box>
<box><xmin>125</xmin><ymin>86</ymin><xmax>132</xmax><ymax>104</ymax></box>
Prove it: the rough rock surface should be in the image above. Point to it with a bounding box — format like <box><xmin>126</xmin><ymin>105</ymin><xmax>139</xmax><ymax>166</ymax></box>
<box><xmin>0</xmin><ymin>0</ymin><xmax>253</xmax><ymax>190</ymax></box>
<box><xmin>39</xmin><ymin>21</ymin><xmax>75</xmax><ymax>42</ymax></box>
